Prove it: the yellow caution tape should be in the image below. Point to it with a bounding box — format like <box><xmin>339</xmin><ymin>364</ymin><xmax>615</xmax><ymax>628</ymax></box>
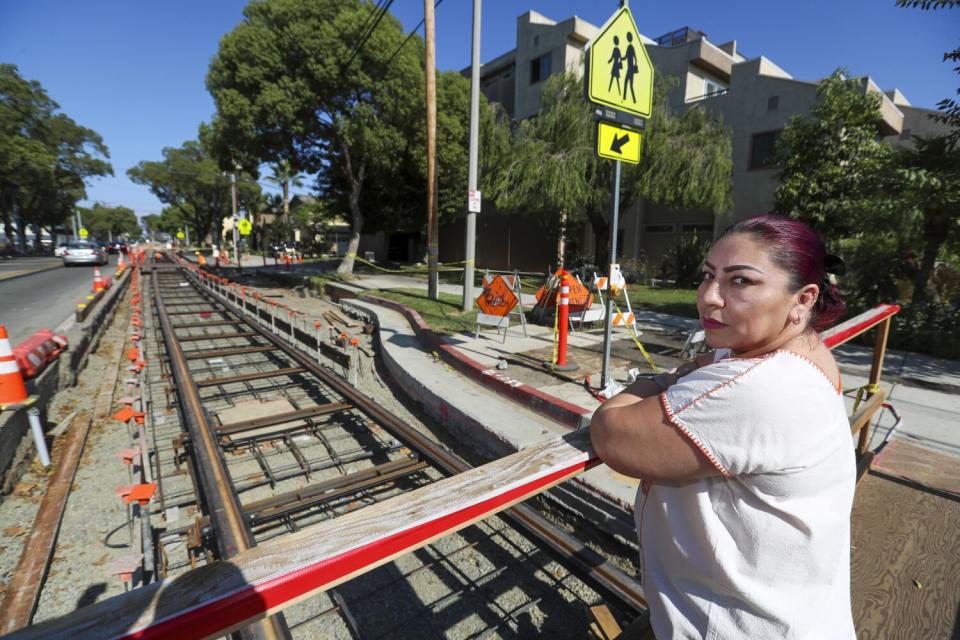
<box><xmin>613</xmin><ymin>301</ymin><xmax>659</xmax><ymax>373</ymax></box>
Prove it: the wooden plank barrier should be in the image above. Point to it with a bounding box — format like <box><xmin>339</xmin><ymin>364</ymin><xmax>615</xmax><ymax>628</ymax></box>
<box><xmin>3</xmin><ymin>302</ymin><xmax>902</xmax><ymax>640</ymax></box>
<box><xmin>5</xmin><ymin>432</ymin><xmax>597</xmax><ymax>640</ymax></box>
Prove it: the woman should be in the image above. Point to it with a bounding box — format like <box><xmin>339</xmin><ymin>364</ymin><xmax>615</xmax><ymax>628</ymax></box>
<box><xmin>591</xmin><ymin>215</ymin><xmax>855</xmax><ymax>639</ymax></box>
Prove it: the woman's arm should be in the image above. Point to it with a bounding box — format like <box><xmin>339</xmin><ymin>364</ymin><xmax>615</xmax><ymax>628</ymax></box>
<box><xmin>589</xmin><ymin>351</ymin><xmax>718</xmax><ymax>481</ymax></box>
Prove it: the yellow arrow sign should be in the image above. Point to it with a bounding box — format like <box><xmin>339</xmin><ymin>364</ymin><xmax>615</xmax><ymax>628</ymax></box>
<box><xmin>586</xmin><ymin>6</ymin><xmax>654</xmax><ymax>118</ymax></box>
<box><xmin>597</xmin><ymin>122</ymin><xmax>642</xmax><ymax>164</ymax></box>
<box><xmin>238</xmin><ymin>218</ymin><xmax>252</xmax><ymax>236</ymax></box>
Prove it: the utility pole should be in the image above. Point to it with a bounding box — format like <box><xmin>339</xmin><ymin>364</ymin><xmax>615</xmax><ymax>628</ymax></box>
<box><xmin>462</xmin><ymin>0</ymin><xmax>482</xmax><ymax>311</ymax></box>
<box><xmin>231</xmin><ymin>172</ymin><xmax>241</xmax><ymax>272</ymax></box>
<box><xmin>425</xmin><ymin>0</ymin><xmax>439</xmax><ymax>300</ymax></box>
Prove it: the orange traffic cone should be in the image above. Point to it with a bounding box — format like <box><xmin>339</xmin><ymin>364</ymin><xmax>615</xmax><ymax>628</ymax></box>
<box><xmin>93</xmin><ymin>266</ymin><xmax>105</xmax><ymax>292</ymax></box>
<box><xmin>0</xmin><ymin>325</ymin><xmax>29</xmax><ymax>407</ymax></box>
<box><xmin>117</xmin><ymin>252</ymin><xmax>126</xmax><ymax>271</ymax></box>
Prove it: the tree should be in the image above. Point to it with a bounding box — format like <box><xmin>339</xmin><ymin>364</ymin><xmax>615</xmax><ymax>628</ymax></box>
<box><xmin>207</xmin><ymin>0</ymin><xmax>425</xmax><ymax>275</ymax></box>
<box><xmin>774</xmin><ymin>70</ymin><xmax>895</xmax><ymax>240</ymax></box>
<box><xmin>0</xmin><ymin>64</ymin><xmax>112</xmax><ymax>250</ymax></box>
<box><xmin>128</xmin><ymin>139</ymin><xmax>258</xmax><ymax>245</ymax></box>
<box><xmin>81</xmin><ymin>203</ymin><xmax>141</xmax><ymax>240</ymax></box>
<box><xmin>890</xmin><ymin>135</ymin><xmax>960</xmax><ymax>305</ymax></box>
<box><xmin>896</xmin><ymin>1</ymin><xmax>959</xmax><ymax>147</ymax></box>
<box><xmin>490</xmin><ymin>72</ymin><xmax>732</xmax><ymax>266</ymax></box>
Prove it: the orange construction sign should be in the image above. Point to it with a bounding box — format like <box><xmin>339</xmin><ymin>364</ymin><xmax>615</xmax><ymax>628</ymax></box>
<box><xmin>534</xmin><ymin>269</ymin><xmax>591</xmax><ymax>310</ymax></box>
<box><xmin>476</xmin><ymin>275</ymin><xmax>519</xmax><ymax>317</ymax></box>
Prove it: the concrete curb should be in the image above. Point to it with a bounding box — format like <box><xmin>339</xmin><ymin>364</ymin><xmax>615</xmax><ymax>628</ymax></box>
<box><xmin>0</xmin><ymin>268</ymin><xmax>131</xmax><ymax>492</ymax></box>
<box><xmin>0</xmin><ymin>262</ymin><xmax>63</xmax><ymax>284</ymax></box>
<box><xmin>359</xmin><ymin>293</ymin><xmax>593</xmax><ymax>429</ymax></box>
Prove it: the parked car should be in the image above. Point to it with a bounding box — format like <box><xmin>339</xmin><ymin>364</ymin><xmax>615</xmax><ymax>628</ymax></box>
<box><xmin>54</xmin><ymin>244</ymin><xmax>69</xmax><ymax>257</ymax></box>
<box><xmin>270</xmin><ymin>241</ymin><xmax>301</xmax><ymax>255</ymax></box>
<box><xmin>62</xmin><ymin>242</ymin><xmax>108</xmax><ymax>266</ymax></box>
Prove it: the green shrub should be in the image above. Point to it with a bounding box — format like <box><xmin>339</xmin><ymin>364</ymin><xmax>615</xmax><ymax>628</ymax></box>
<box><xmin>662</xmin><ymin>232</ymin><xmax>710</xmax><ymax>288</ymax></box>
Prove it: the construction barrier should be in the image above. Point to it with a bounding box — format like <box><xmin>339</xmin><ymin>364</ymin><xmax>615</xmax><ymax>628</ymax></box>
<box><xmin>12</xmin><ymin>330</ymin><xmax>68</xmax><ymax>380</ymax></box>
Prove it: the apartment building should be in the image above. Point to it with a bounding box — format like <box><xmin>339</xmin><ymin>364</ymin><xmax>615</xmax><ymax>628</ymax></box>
<box><xmin>439</xmin><ymin>10</ymin><xmax>951</xmax><ymax>272</ymax></box>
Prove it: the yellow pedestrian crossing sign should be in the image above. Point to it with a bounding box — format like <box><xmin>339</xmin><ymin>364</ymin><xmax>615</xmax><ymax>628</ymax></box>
<box><xmin>79</xmin><ymin>228</ymin><xmax>88</xmax><ymax>238</ymax></box>
<box><xmin>597</xmin><ymin>122</ymin><xmax>642</xmax><ymax>164</ymax></box>
<box><xmin>586</xmin><ymin>6</ymin><xmax>654</xmax><ymax>119</ymax></box>
<box><xmin>238</xmin><ymin>218</ymin><xmax>252</xmax><ymax>236</ymax></box>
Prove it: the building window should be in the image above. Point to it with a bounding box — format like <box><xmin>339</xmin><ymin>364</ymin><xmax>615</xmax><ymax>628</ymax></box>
<box><xmin>748</xmin><ymin>130</ymin><xmax>780</xmax><ymax>170</ymax></box>
<box><xmin>681</xmin><ymin>224</ymin><xmax>713</xmax><ymax>234</ymax></box>
<box><xmin>704</xmin><ymin>78</ymin><xmax>726</xmax><ymax>97</ymax></box>
<box><xmin>767</xmin><ymin>95</ymin><xmax>779</xmax><ymax>111</ymax></box>
<box><xmin>645</xmin><ymin>224</ymin><xmax>674</xmax><ymax>233</ymax></box>
<box><xmin>530</xmin><ymin>52</ymin><xmax>552</xmax><ymax>85</ymax></box>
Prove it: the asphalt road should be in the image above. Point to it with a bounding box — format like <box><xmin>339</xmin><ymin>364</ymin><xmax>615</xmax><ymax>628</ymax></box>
<box><xmin>0</xmin><ymin>255</ymin><xmax>117</xmax><ymax>345</ymax></box>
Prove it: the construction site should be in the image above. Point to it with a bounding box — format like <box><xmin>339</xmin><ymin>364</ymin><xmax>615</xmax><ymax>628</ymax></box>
<box><xmin>0</xmin><ymin>249</ymin><xmax>957</xmax><ymax>640</ymax></box>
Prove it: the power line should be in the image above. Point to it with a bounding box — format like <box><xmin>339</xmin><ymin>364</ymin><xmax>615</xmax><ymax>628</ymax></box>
<box><xmin>343</xmin><ymin>0</ymin><xmax>396</xmax><ymax>71</ymax></box>
<box><xmin>380</xmin><ymin>0</ymin><xmax>445</xmax><ymax>74</ymax></box>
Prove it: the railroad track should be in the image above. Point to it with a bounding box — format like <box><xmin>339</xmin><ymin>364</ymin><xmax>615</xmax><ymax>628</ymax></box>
<box><xmin>118</xmin><ymin>258</ymin><xmax>648</xmax><ymax>639</ymax></box>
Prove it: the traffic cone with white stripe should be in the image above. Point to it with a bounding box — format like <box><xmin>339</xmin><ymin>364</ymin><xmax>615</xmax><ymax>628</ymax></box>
<box><xmin>93</xmin><ymin>266</ymin><xmax>105</xmax><ymax>292</ymax></box>
<box><xmin>0</xmin><ymin>325</ymin><xmax>29</xmax><ymax>407</ymax></box>
<box><xmin>117</xmin><ymin>252</ymin><xmax>125</xmax><ymax>271</ymax></box>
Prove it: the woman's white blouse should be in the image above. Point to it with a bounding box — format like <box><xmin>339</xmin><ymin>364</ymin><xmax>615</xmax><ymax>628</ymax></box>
<box><xmin>638</xmin><ymin>350</ymin><xmax>857</xmax><ymax>639</ymax></box>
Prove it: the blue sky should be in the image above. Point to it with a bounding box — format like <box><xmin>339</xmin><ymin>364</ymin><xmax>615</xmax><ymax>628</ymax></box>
<box><xmin>1</xmin><ymin>0</ymin><xmax>956</xmax><ymax>215</ymax></box>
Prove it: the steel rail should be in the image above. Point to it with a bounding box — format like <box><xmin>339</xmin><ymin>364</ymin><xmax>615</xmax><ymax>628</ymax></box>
<box><xmin>189</xmin><ymin>266</ymin><xmax>649</xmax><ymax>616</ymax></box>
<box><xmin>152</xmin><ymin>271</ymin><xmax>292</xmax><ymax>640</ymax></box>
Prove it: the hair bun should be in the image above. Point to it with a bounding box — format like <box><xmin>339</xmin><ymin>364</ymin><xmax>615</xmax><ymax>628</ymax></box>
<box><xmin>825</xmin><ymin>254</ymin><xmax>846</xmax><ymax>276</ymax></box>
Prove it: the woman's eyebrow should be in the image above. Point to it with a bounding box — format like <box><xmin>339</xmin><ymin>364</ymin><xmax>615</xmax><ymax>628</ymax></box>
<box><xmin>724</xmin><ymin>264</ymin><xmax>765</xmax><ymax>274</ymax></box>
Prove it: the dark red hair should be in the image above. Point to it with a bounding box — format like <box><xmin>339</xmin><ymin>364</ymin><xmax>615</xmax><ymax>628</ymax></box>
<box><xmin>717</xmin><ymin>214</ymin><xmax>846</xmax><ymax>331</ymax></box>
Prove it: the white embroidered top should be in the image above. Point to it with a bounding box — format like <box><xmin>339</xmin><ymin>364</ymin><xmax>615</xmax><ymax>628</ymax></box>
<box><xmin>638</xmin><ymin>350</ymin><xmax>856</xmax><ymax>639</ymax></box>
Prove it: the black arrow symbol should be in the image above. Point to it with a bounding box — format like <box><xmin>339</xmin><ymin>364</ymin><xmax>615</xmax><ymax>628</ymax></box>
<box><xmin>610</xmin><ymin>133</ymin><xmax>630</xmax><ymax>154</ymax></box>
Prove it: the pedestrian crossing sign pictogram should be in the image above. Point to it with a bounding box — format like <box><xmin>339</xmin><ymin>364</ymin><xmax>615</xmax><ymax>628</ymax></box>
<box><xmin>238</xmin><ymin>218</ymin><xmax>252</xmax><ymax>236</ymax></box>
<box><xmin>597</xmin><ymin>121</ymin><xmax>642</xmax><ymax>164</ymax></box>
<box><xmin>586</xmin><ymin>6</ymin><xmax>654</xmax><ymax>118</ymax></box>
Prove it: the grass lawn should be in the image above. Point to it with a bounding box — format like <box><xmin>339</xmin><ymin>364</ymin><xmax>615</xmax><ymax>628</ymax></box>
<box><xmin>622</xmin><ymin>285</ymin><xmax>699</xmax><ymax>318</ymax></box>
<box><xmin>367</xmin><ymin>288</ymin><xmax>479</xmax><ymax>335</ymax></box>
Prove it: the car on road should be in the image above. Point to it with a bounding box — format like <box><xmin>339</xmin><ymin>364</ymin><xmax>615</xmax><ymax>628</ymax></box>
<box><xmin>270</xmin><ymin>241</ymin><xmax>301</xmax><ymax>255</ymax></box>
<box><xmin>54</xmin><ymin>244</ymin><xmax>70</xmax><ymax>257</ymax></box>
<box><xmin>62</xmin><ymin>242</ymin><xmax>108</xmax><ymax>266</ymax></box>
<box><xmin>105</xmin><ymin>241</ymin><xmax>128</xmax><ymax>254</ymax></box>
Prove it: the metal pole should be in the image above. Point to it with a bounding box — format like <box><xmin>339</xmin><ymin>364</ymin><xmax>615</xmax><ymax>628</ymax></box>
<box><xmin>231</xmin><ymin>173</ymin><xmax>241</xmax><ymax>272</ymax></box>
<box><xmin>425</xmin><ymin>0</ymin><xmax>439</xmax><ymax>300</ymax></box>
<box><xmin>27</xmin><ymin>408</ymin><xmax>51</xmax><ymax>467</ymax></box>
<box><xmin>601</xmin><ymin>160</ymin><xmax>621</xmax><ymax>388</ymax></box>
<box><xmin>462</xmin><ymin>0</ymin><xmax>482</xmax><ymax>312</ymax></box>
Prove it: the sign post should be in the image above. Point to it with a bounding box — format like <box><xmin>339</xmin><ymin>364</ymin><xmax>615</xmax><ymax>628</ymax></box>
<box><xmin>584</xmin><ymin>1</ymin><xmax>653</xmax><ymax>388</ymax></box>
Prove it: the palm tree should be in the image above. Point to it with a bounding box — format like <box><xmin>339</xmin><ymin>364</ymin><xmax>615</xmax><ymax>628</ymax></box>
<box><xmin>266</xmin><ymin>160</ymin><xmax>304</xmax><ymax>229</ymax></box>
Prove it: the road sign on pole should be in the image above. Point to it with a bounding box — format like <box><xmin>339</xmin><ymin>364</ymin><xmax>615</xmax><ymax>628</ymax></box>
<box><xmin>176</xmin><ymin>230</ymin><xmax>185</xmax><ymax>241</ymax></box>
<box><xmin>79</xmin><ymin>228</ymin><xmax>88</xmax><ymax>239</ymax></box>
<box><xmin>238</xmin><ymin>219</ymin><xmax>252</xmax><ymax>236</ymax></box>
<box><xmin>585</xmin><ymin>6</ymin><xmax>654</xmax><ymax>119</ymax></box>
<box><xmin>596</xmin><ymin>121</ymin><xmax>642</xmax><ymax>164</ymax></box>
